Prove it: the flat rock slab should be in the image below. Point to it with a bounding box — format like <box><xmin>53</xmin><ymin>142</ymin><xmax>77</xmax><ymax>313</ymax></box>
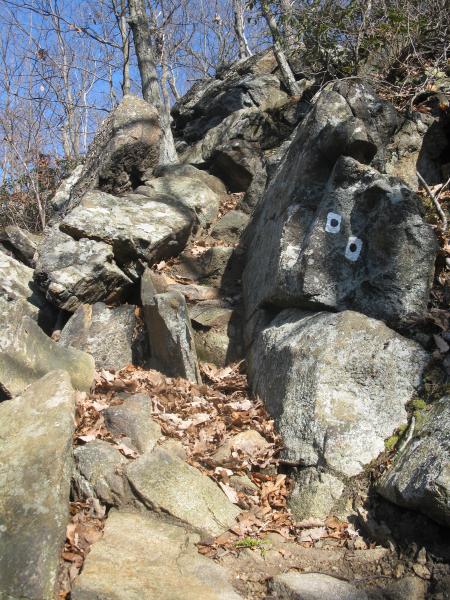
<box><xmin>72</xmin><ymin>510</ymin><xmax>242</xmax><ymax>600</ymax></box>
<box><xmin>377</xmin><ymin>395</ymin><xmax>450</xmax><ymax>527</ymax></box>
<box><xmin>126</xmin><ymin>447</ymin><xmax>240</xmax><ymax>536</ymax></box>
<box><xmin>136</xmin><ymin>174</ymin><xmax>220</xmax><ymax>227</ymax></box>
<box><xmin>60</xmin><ymin>302</ymin><xmax>137</xmax><ymax>371</ymax></box>
<box><xmin>34</xmin><ymin>227</ymin><xmax>132</xmax><ymax>312</ymax></box>
<box><xmin>0</xmin><ymin>225</ymin><xmax>38</xmax><ymax>266</ymax></box>
<box><xmin>271</xmin><ymin>572</ymin><xmax>367</xmax><ymax>600</ymax></box>
<box><xmin>0</xmin><ymin>371</ymin><xmax>75</xmax><ymax>600</ymax></box>
<box><xmin>0</xmin><ymin>299</ymin><xmax>94</xmax><ymax>396</ymax></box>
<box><xmin>61</xmin><ymin>190</ymin><xmax>194</xmax><ymax>278</ymax></box>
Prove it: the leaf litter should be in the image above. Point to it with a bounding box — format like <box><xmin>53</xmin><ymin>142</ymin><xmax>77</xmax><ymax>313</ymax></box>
<box><xmin>60</xmin><ymin>361</ymin><xmax>358</xmax><ymax>592</ymax></box>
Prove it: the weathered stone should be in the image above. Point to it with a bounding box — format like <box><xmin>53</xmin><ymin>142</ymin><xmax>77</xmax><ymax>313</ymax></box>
<box><xmin>0</xmin><ymin>371</ymin><xmax>75</xmax><ymax>600</ymax></box>
<box><xmin>72</xmin><ymin>510</ymin><xmax>242</xmax><ymax>600</ymax></box>
<box><xmin>211</xmin><ymin>430</ymin><xmax>271</xmax><ymax>465</ymax></box>
<box><xmin>0</xmin><ymin>248</ymin><xmax>51</xmax><ymax>324</ymax></box>
<box><xmin>126</xmin><ymin>447</ymin><xmax>240</xmax><ymax>536</ymax></box>
<box><xmin>72</xmin><ymin>440</ymin><xmax>130</xmax><ymax>507</ymax></box>
<box><xmin>136</xmin><ymin>174</ymin><xmax>220</xmax><ymax>227</ymax></box>
<box><xmin>377</xmin><ymin>396</ymin><xmax>450</xmax><ymax>527</ymax></box>
<box><xmin>0</xmin><ymin>300</ymin><xmax>94</xmax><ymax>396</ymax></box>
<box><xmin>250</xmin><ymin>309</ymin><xmax>429</xmax><ymax>518</ymax></box>
<box><xmin>381</xmin><ymin>576</ymin><xmax>428</xmax><ymax>600</ymax></box>
<box><xmin>61</xmin><ymin>190</ymin><xmax>194</xmax><ymax>279</ymax></box>
<box><xmin>66</xmin><ymin>95</ymin><xmax>161</xmax><ymax>211</ymax></box>
<box><xmin>60</xmin><ymin>302</ymin><xmax>137</xmax><ymax>370</ymax></box>
<box><xmin>190</xmin><ymin>304</ymin><xmax>243</xmax><ymax>367</ymax></box>
<box><xmin>289</xmin><ymin>468</ymin><xmax>346</xmax><ymax>521</ymax></box>
<box><xmin>270</xmin><ymin>572</ymin><xmax>367</xmax><ymax>600</ymax></box>
<box><xmin>103</xmin><ymin>393</ymin><xmax>162</xmax><ymax>453</ymax></box>
<box><xmin>149</xmin><ymin>163</ymin><xmax>227</xmax><ymax>195</ymax></box>
<box><xmin>34</xmin><ymin>227</ymin><xmax>132</xmax><ymax>312</ymax></box>
<box><xmin>210</xmin><ymin>210</ymin><xmax>250</xmax><ymax>244</ymax></box>
<box><xmin>50</xmin><ymin>163</ymin><xmax>84</xmax><ymax>212</ymax></box>
<box><xmin>0</xmin><ymin>225</ymin><xmax>38</xmax><ymax>266</ymax></box>
<box><xmin>142</xmin><ymin>280</ymin><xmax>201</xmax><ymax>383</ymax></box>
<box><xmin>243</xmin><ymin>81</ymin><xmax>438</xmax><ymax>326</ymax></box>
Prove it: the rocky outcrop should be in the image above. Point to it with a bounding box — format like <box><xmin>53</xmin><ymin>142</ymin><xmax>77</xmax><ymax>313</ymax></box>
<box><xmin>60</xmin><ymin>302</ymin><xmax>137</xmax><ymax>370</ymax></box>
<box><xmin>72</xmin><ymin>510</ymin><xmax>243</xmax><ymax>600</ymax></box>
<box><xmin>127</xmin><ymin>447</ymin><xmax>240</xmax><ymax>536</ymax></box>
<box><xmin>61</xmin><ymin>190</ymin><xmax>195</xmax><ymax>278</ymax></box>
<box><xmin>34</xmin><ymin>226</ymin><xmax>132</xmax><ymax>312</ymax></box>
<box><xmin>142</xmin><ymin>270</ymin><xmax>201</xmax><ymax>382</ymax></box>
<box><xmin>270</xmin><ymin>572</ymin><xmax>367</xmax><ymax>600</ymax></box>
<box><xmin>0</xmin><ymin>371</ymin><xmax>75</xmax><ymax>600</ymax></box>
<box><xmin>377</xmin><ymin>396</ymin><xmax>450</xmax><ymax>527</ymax></box>
<box><xmin>190</xmin><ymin>304</ymin><xmax>243</xmax><ymax>367</ymax></box>
<box><xmin>0</xmin><ymin>296</ymin><xmax>94</xmax><ymax>397</ymax></box>
<box><xmin>0</xmin><ymin>225</ymin><xmax>38</xmax><ymax>266</ymax></box>
<box><xmin>250</xmin><ymin>309</ymin><xmax>429</xmax><ymax>519</ymax></box>
<box><xmin>136</xmin><ymin>174</ymin><xmax>220</xmax><ymax>227</ymax></box>
<box><xmin>0</xmin><ymin>248</ymin><xmax>54</xmax><ymax>327</ymax></box>
<box><xmin>243</xmin><ymin>81</ymin><xmax>438</xmax><ymax>327</ymax></box>
<box><xmin>65</xmin><ymin>94</ymin><xmax>161</xmax><ymax>212</ymax></box>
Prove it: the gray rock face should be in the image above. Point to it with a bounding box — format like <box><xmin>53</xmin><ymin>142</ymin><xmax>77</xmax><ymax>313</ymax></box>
<box><xmin>34</xmin><ymin>227</ymin><xmax>132</xmax><ymax>312</ymax></box>
<box><xmin>66</xmin><ymin>95</ymin><xmax>161</xmax><ymax>212</ymax></box>
<box><xmin>190</xmin><ymin>304</ymin><xmax>243</xmax><ymax>367</ymax></box>
<box><xmin>243</xmin><ymin>81</ymin><xmax>437</xmax><ymax>326</ymax></box>
<box><xmin>271</xmin><ymin>572</ymin><xmax>367</xmax><ymax>600</ymax></box>
<box><xmin>250</xmin><ymin>309</ymin><xmax>429</xmax><ymax>518</ymax></box>
<box><xmin>61</xmin><ymin>190</ymin><xmax>195</xmax><ymax>279</ymax></box>
<box><xmin>0</xmin><ymin>297</ymin><xmax>94</xmax><ymax>397</ymax></box>
<box><xmin>126</xmin><ymin>447</ymin><xmax>240</xmax><ymax>536</ymax></box>
<box><xmin>0</xmin><ymin>225</ymin><xmax>38</xmax><ymax>266</ymax></box>
<box><xmin>136</xmin><ymin>173</ymin><xmax>220</xmax><ymax>227</ymax></box>
<box><xmin>72</xmin><ymin>510</ymin><xmax>242</xmax><ymax>600</ymax></box>
<box><xmin>72</xmin><ymin>440</ymin><xmax>130</xmax><ymax>507</ymax></box>
<box><xmin>0</xmin><ymin>248</ymin><xmax>52</xmax><ymax>325</ymax></box>
<box><xmin>50</xmin><ymin>163</ymin><xmax>84</xmax><ymax>212</ymax></box>
<box><xmin>210</xmin><ymin>210</ymin><xmax>250</xmax><ymax>244</ymax></box>
<box><xmin>377</xmin><ymin>396</ymin><xmax>450</xmax><ymax>527</ymax></box>
<box><xmin>150</xmin><ymin>163</ymin><xmax>227</xmax><ymax>195</ymax></box>
<box><xmin>0</xmin><ymin>371</ymin><xmax>75</xmax><ymax>600</ymax></box>
<box><xmin>142</xmin><ymin>273</ymin><xmax>201</xmax><ymax>382</ymax></box>
<box><xmin>60</xmin><ymin>302</ymin><xmax>137</xmax><ymax>370</ymax></box>
<box><xmin>172</xmin><ymin>50</ymin><xmax>287</xmax><ymax>143</ymax></box>
<box><xmin>103</xmin><ymin>393</ymin><xmax>162</xmax><ymax>453</ymax></box>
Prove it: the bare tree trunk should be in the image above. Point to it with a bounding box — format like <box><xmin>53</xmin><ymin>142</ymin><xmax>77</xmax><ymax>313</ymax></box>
<box><xmin>233</xmin><ymin>0</ymin><xmax>251</xmax><ymax>59</ymax></box>
<box><xmin>279</xmin><ymin>0</ymin><xmax>296</xmax><ymax>51</ymax></box>
<box><xmin>260</xmin><ymin>0</ymin><xmax>300</xmax><ymax>96</ymax></box>
<box><xmin>112</xmin><ymin>0</ymin><xmax>131</xmax><ymax>95</ymax></box>
<box><xmin>127</xmin><ymin>0</ymin><xmax>177</xmax><ymax>164</ymax></box>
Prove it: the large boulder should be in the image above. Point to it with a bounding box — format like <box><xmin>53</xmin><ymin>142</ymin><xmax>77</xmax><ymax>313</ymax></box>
<box><xmin>0</xmin><ymin>371</ymin><xmax>75</xmax><ymax>600</ymax></box>
<box><xmin>0</xmin><ymin>225</ymin><xmax>38</xmax><ymax>266</ymax></box>
<box><xmin>127</xmin><ymin>447</ymin><xmax>240</xmax><ymax>536</ymax></box>
<box><xmin>250</xmin><ymin>309</ymin><xmax>430</xmax><ymax>519</ymax></box>
<box><xmin>377</xmin><ymin>396</ymin><xmax>450</xmax><ymax>527</ymax></box>
<box><xmin>0</xmin><ymin>248</ymin><xmax>53</xmax><ymax>326</ymax></box>
<box><xmin>64</xmin><ymin>95</ymin><xmax>161</xmax><ymax>212</ymax></box>
<box><xmin>60</xmin><ymin>190</ymin><xmax>195</xmax><ymax>279</ymax></box>
<box><xmin>72</xmin><ymin>510</ymin><xmax>242</xmax><ymax>600</ymax></box>
<box><xmin>148</xmin><ymin>163</ymin><xmax>227</xmax><ymax>195</ymax></box>
<box><xmin>0</xmin><ymin>296</ymin><xmax>94</xmax><ymax>397</ymax></box>
<box><xmin>135</xmin><ymin>173</ymin><xmax>220</xmax><ymax>227</ymax></box>
<box><xmin>34</xmin><ymin>226</ymin><xmax>132</xmax><ymax>312</ymax></box>
<box><xmin>270</xmin><ymin>572</ymin><xmax>367</xmax><ymax>600</ymax></box>
<box><xmin>60</xmin><ymin>302</ymin><xmax>137</xmax><ymax>370</ymax></box>
<box><xmin>142</xmin><ymin>273</ymin><xmax>201</xmax><ymax>383</ymax></box>
<box><xmin>172</xmin><ymin>50</ymin><xmax>287</xmax><ymax>143</ymax></box>
<box><xmin>243</xmin><ymin>81</ymin><xmax>438</xmax><ymax>326</ymax></box>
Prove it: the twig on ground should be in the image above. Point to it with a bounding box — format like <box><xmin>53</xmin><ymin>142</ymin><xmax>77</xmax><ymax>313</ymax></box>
<box><xmin>416</xmin><ymin>171</ymin><xmax>449</xmax><ymax>232</ymax></box>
